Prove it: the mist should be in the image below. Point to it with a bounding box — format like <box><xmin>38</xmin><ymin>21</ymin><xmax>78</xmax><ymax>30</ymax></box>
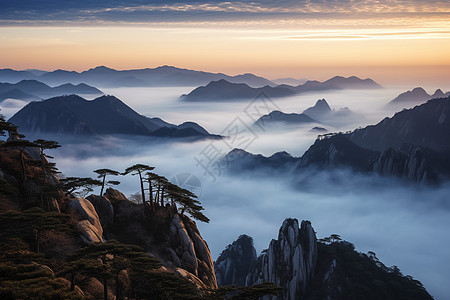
<box><xmin>16</xmin><ymin>85</ymin><xmax>450</xmax><ymax>299</ymax></box>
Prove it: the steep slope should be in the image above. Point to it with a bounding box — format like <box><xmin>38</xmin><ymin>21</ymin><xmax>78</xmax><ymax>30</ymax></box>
<box><xmin>215</xmin><ymin>219</ymin><xmax>433</xmax><ymax>300</ymax></box>
<box><xmin>246</xmin><ymin>219</ymin><xmax>318</xmax><ymax>299</ymax></box>
<box><xmin>9</xmin><ymin>94</ymin><xmax>213</xmax><ymax>138</ymax></box>
<box><xmin>180</xmin><ymin>79</ymin><xmax>296</xmax><ymax>101</ymax></box>
<box><xmin>214</xmin><ymin>235</ymin><xmax>257</xmax><ymax>287</ymax></box>
<box><xmin>349</xmin><ymin>97</ymin><xmax>450</xmax><ymax>152</ymax></box>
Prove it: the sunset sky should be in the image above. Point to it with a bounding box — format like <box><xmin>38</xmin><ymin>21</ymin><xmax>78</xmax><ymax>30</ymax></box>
<box><xmin>1</xmin><ymin>0</ymin><xmax>450</xmax><ymax>85</ymax></box>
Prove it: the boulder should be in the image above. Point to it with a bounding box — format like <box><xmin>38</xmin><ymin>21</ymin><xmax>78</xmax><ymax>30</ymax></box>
<box><xmin>69</xmin><ymin>197</ymin><xmax>103</xmax><ymax>243</ymax></box>
<box><xmin>86</xmin><ymin>195</ymin><xmax>114</xmax><ymax>228</ymax></box>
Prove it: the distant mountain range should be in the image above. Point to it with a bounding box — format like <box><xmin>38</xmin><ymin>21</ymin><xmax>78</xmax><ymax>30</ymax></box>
<box><xmin>180</xmin><ymin>79</ymin><xmax>296</xmax><ymax>101</ymax></box>
<box><xmin>9</xmin><ymin>95</ymin><xmax>217</xmax><ymax>139</ymax></box>
<box><xmin>222</xmin><ymin>96</ymin><xmax>450</xmax><ymax>183</ymax></box>
<box><xmin>181</xmin><ymin>76</ymin><xmax>382</xmax><ymax>102</ymax></box>
<box><xmin>0</xmin><ymin>80</ymin><xmax>102</xmax><ymax>102</ymax></box>
<box><xmin>387</xmin><ymin>87</ymin><xmax>450</xmax><ymax>108</ymax></box>
<box><xmin>253</xmin><ymin>99</ymin><xmax>362</xmax><ymax>129</ymax></box>
<box><xmin>0</xmin><ymin>66</ymin><xmax>275</xmax><ymax>88</ymax></box>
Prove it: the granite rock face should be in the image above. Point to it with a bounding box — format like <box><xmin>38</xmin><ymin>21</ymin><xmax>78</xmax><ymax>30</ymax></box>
<box><xmin>370</xmin><ymin>147</ymin><xmax>434</xmax><ymax>183</ymax></box>
<box><xmin>68</xmin><ymin>197</ymin><xmax>104</xmax><ymax>243</ymax></box>
<box><xmin>215</xmin><ymin>234</ymin><xmax>257</xmax><ymax>287</ymax></box>
<box><xmin>246</xmin><ymin>219</ymin><xmax>317</xmax><ymax>300</ymax></box>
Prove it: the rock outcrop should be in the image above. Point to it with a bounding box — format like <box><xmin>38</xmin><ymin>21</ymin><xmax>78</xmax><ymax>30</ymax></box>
<box><xmin>68</xmin><ymin>197</ymin><xmax>104</xmax><ymax>243</ymax></box>
<box><xmin>215</xmin><ymin>234</ymin><xmax>257</xmax><ymax>287</ymax></box>
<box><xmin>370</xmin><ymin>147</ymin><xmax>435</xmax><ymax>183</ymax></box>
<box><xmin>86</xmin><ymin>194</ymin><xmax>114</xmax><ymax>229</ymax></box>
<box><xmin>246</xmin><ymin>219</ymin><xmax>317</xmax><ymax>300</ymax></box>
<box><xmin>100</xmin><ymin>188</ymin><xmax>218</xmax><ymax>290</ymax></box>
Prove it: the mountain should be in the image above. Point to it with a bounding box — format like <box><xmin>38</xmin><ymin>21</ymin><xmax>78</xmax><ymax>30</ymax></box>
<box><xmin>287</xmin><ymin>75</ymin><xmax>382</xmax><ymax>94</ymax></box>
<box><xmin>387</xmin><ymin>87</ymin><xmax>450</xmax><ymax>108</ymax></box>
<box><xmin>181</xmin><ymin>76</ymin><xmax>382</xmax><ymax>102</ymax></box>
<box><xmin>0</xmin><ymin>88</ymin><xmax>39</xmax><ymax>102</ymax></box>
<box><xmin>221</xmin><ymin>148</ymin><xmax>297</xmax><ymax>173</ymax></box>
<box><xmin>9</xmin><ymin>94</ymin><xmax>216</xmax><ymax>138</ymax></box>
<box><xmin>302</xmin><ymin>99</ymin><xmax>364</xmax><ymax>127</ymax></box>
<box><xmin>222</xmin><ymin>97</ymin><xmax>450</xmax><ymax>183</ymax></box>
<box><xmin>254</xmin><ymin>110</ymin><xmax>317</xmax><ymax>128</ymax></box>
<box><xmin>180</xmin><ymin>79</ymin><xmax>296</xmax><ymax>102</ymax></box>
<box><xmin>253</xmin><ymin>99</ymin><xmax>362</xmax><ymax>130</ymax></box>
<box><xmin>215</xmin><ymin>219</ymin><xmax>432</xmax><ymax>299</ymax></box>
<box><xmin>0</xmin><ymin>66</ymin><xmax>275</xmax><ymax>88</ymax></box>
<box><xmin>0</xmin><ymin>79</ymin><xmax>102</xmax><ymax>101</ymax></box>
<box><xmin>214</xmin><ymin>234</ymin><xmax>257</xmax><ymax>287</ymax></box>
<box><xmin>0</xmin><ymin>68</ymin><xmax>36</xmax><ymax>83</ymax></box>
<box><xmin>349</xmin><ymin>97</ymin><xmax>450</xmax><ymax>153</ymax></box>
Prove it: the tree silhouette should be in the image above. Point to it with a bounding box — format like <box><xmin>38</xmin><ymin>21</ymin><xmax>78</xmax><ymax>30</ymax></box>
<box><xmin>59</xmin><ymin>177</ymin><xmax>102</xmax><ymax>197</ymax></box>
<box><xmin>122</xmin><ymin>164</ymin><xmax>154</xmax><ymax>204</ymax></box>
<box><xmin>330</xmin><ymin>234</ymin><xmax>342</xmax><ymax>243</ymax></box>
<box><xmin>94</xmin><ymin>169</ymin><xmax>120</xmax><ymax>196</ymax></box>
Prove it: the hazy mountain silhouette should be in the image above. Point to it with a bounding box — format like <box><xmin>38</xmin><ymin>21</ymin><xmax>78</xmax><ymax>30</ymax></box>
<box><xmin>0</xmin><ymin>66</ymin><xmax>275</xmax><ymax>88</ymax></box>
<box><xmin>253</xmin><ymin>110</ymin><xmax>318</xmax><ymax>128</ymax></box>
<box><xmin>387</xmin><ymin>87</ymin><xmax>450</xmax><ymax>108</ymax></box>
<box><xmin>302</xmin><ymin>99</ymin><xmax>364</xmax><ymax>127</ymax></box>
<box><xmin>182</xmin><ymin>76</ymin><xmax>382</xmax><ymax>102</ymax></box>
<box><xmin>9</xmin><ymin>95</ymin><xmax>215</xmax><ymax>138</ymax></box>
<box><xmin>0</xmin><ymin>80</ymin><xmax>102</xmax><ymax>101</ymax></box>
<box><xmin>180</xmin><ymin>79</ymin><xmax>296</xmax><ymax>101</ymax></box>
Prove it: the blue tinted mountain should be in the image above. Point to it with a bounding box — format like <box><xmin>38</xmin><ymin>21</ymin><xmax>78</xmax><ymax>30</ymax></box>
<box><xmin>0</xmin><ymin>80</ymin><xmax>102</xmax><ymax>101</ymax></box>
<box><xmin>182</xmin><ymin>76</ymin><xmax>381</xmax><ymax>102</ymax></box>
<box><xmin>9</xmin><ymin>95</ymin><xmax>215</xmax><ymax>138</ymax></box>
<box><xmin>180</xmin><ymin>79</ymin><xmax>296</xmax><ymax>101</ymax></box>
<box><xmin>387</xmin><ymin>87</ymin><xmax>450</xmax><ymax>107</ymax></box>
<box><xmin>302</xmin><ymin>99</ymin><xmax>364</xmax><ymax>127</ymax></box>
<box><xmin>254</xmin><ymin>110</ymin><xmax>317</xmax><ymax>128</ymax></box>
<box><xmin>2</xmin><ymin>66</ymin><xmax>275</xmax><ymax>88</ymax></box>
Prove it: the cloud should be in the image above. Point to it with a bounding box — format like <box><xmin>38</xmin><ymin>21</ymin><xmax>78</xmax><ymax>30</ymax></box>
<box><xmin>1</xmin><ymin>0</ymin><xmax>449</xmax><ymax>26</ymax></box>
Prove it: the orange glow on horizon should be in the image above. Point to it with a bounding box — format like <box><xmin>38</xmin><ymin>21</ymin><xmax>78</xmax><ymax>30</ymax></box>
<box><xmin>1</xmin><ymin>15</ymin><xmax>449</xmax><ymax>86</ymax></box>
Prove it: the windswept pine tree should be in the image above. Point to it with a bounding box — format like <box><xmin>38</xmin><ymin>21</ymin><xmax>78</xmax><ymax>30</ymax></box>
<box><xmin>122</xmin><ymin>164</ymin><xmax>154</xmax><ymax>204</ymax></box>
<box><xmin>94</xmin><ymin>169</ymin><xmax>120</xmax><ymax>196</ymax></box>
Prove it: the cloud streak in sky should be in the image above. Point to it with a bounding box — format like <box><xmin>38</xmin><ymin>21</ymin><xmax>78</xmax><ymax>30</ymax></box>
<box><xmin>1</xmin><ymin>0</ymin><xmax>449</xmax><ymax>25</ymax></box>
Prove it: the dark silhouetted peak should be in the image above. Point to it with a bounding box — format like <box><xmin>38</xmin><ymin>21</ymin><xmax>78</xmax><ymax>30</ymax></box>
<box><xmin>215</xmin><ymin>234</ymin><xmax>257</xmax><ymax>287</ymax></box>
<box><xmin>90</xmin><ymin>66</ymin><xmax>116</xmax><ymax>72</ymax></box>
<box><xmin>351</xmin><ymin>97</ymin><xmax>450</xmax><ymax>152</ymax></box>
<box><xmin>246</xmin><ymin>218</ymin><xmax>318</xmax><ymax>299</ymax></box>
<box><xmin>221</xmin><ymin>148</ymin><xmax>298</xmax><ymax>173</ymax></box>
<box><xmin>254</xmin><ymin>110</ymin><xmax>317</xmax><ymax>128</ymax></box>
<box><xmin>181</xmin><ymin>79</ymin><xmax>295</xmax><ymax>102</ymax></box>
<box><xmin>388</xmin><ymin>87</ymin><xmax>431</xmax><ymax>106</ymax></box>
<box><xmin>432</xmin><ymin>89</ymin><xmax>445</xmax><ymax>98</ymax></box>
<box><xmin>303</xmin><ymin>99</ymin><xmax>332</xmax><ymax>119</ymax></box>
<box><xmin>8</xmin><ymin>94</ymin><xmax>214</xmax><ymax>138</ymax></box>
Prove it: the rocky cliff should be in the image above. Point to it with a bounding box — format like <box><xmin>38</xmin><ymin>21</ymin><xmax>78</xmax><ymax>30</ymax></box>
<box><xmin>246</xmin><ymin>219</ymin><xmax>317</xmax><ymax>300</ymax></box>
<box><xmin>215</xmin><ymin>234</ymin><xmax>257</xmax><ymax>286</ymax></box>
<box><xmin>215</xmin><ymin>219</ymin><xmax>433</xmax><ymax>300</ymax></box>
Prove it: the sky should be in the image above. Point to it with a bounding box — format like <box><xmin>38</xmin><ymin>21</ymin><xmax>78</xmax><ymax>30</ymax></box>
<box><xmin>1</xmin><ymin>1</ymin><xmax>450</xmax><ymax>84</ymax></box>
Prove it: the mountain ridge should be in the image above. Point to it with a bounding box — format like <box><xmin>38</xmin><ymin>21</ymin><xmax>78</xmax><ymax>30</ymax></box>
<box><xmin>9</xmin><ymin>94</ymin><xmax>217</xmax><ymax>139</ymax></box>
